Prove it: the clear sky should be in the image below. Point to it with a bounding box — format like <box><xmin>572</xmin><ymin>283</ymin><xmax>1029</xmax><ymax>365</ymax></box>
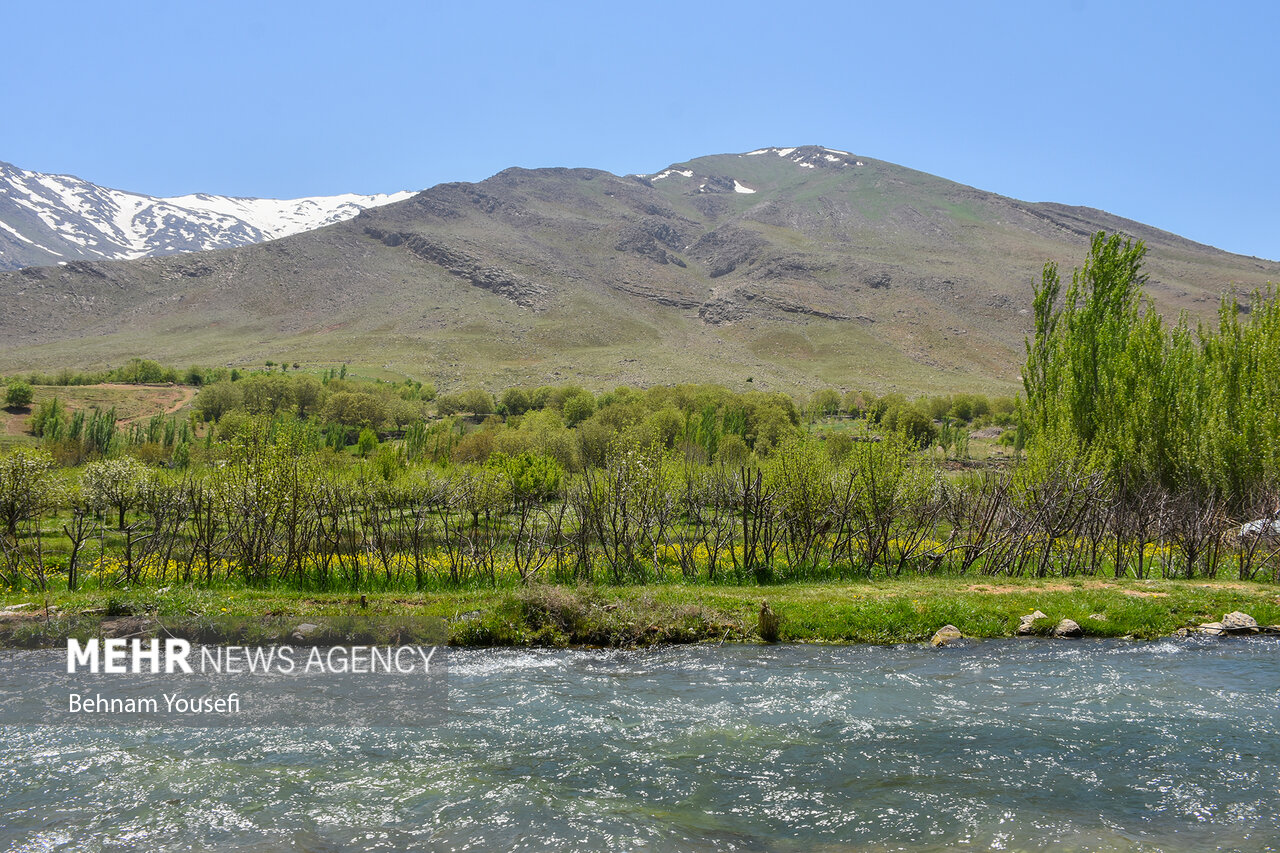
<box><xmin>3</xmin><ymin>1</ymin><xmax>1277</xmax><ymax>259</ymax></box>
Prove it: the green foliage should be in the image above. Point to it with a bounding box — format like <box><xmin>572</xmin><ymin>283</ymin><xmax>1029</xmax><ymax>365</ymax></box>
<box><xmin>561</xmin><ymin>390</ymin><xmax>595</xmax><ymax>427</ymax></box>
<box><xmin>490</xmin><ymin>451</ymin><xmax>565</xmax><ymax>501</ymax></box>
<box><xmin>4</xmin><ymin>381</ymin><xmax>33</xmax><ymax>409</ymax></box>
<box><xmin>356</xmin><ymin>428</ymin><xmax>379</xmax><ymax>458</ymax></box>
<box><xmin>437</xmin><ymin>388</ymin><xmax>495</xmax><ymax>417</ymax></box>
<box><xmin>499</xmin><ymin>387</ymin><xmax>532</xmax><ymax>416</ymax></box>
<box><xmin>31</xmin><ymin>397</ymin><xmax>67</xmax><ymax>439</ymax></box>
<box><xmin>195</xmin><ymin>382</ymin><xmax>242</xmax><ymax>422</ymax></box>
<box><xmin>324</xmin><ymin>391</ymin><xmax>387</xmax><ymax>429</ymax></box>
<box><xmin>112</xmin><ymin>358</ymin><xmax>178</xmax><ymax>385</ymax></box>
<box><xmin>883</xmin><ymin>405</ymin><xmax>936</xmax><ymax>449</ymax></box>
<box><xmin>239</xmin><ymin>373</ymin><xmax>297</xmax><ymax>416</ymax></box>
<box><xmin>808</xmin><ymin>388</ymin><xmax>841</xmax><ymax>419</ymax></box>
<box><xmin>0</xmin><ymin>447</ymin><xmax>61</xmax><ymax>535</ymax></box>
<box><xmin>1023</xmin><ymin>232</ymin><xmax>1280</xmax><ymax>505</ymax></box>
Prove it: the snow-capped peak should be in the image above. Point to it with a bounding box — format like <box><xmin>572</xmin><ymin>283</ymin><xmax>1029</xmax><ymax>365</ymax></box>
<box><xmin>743</xmin><ymin>146</ymin><xmax>865</xmax><ymax>169</ymax></box>
<box><xmin>0</xmin><ymin>160</ymin><xmax>415</xmax><ymax>271</ymax></box>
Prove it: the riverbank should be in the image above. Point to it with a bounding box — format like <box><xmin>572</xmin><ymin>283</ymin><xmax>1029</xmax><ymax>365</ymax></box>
<box><xmin>3</xmin><ymin>577</ymin><xmax>1279</xmax><ymax>648</ymax></box>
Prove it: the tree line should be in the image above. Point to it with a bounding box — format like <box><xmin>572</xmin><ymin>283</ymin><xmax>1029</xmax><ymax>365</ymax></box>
<box><xmin>1</xmin><ymin>232</ymin><xmax>1277</xmax><ymax>594</ymax></box>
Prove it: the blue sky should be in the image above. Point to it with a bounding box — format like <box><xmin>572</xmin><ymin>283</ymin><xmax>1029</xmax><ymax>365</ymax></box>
<box><xmin>3</xmin><ymin>1</ymin><xmax>1277</xmax><ymax>259</ymax></box>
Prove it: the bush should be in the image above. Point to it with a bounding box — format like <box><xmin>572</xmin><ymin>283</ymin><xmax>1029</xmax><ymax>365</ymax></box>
<box><xmin>356</xmin><ymin>428</ymin><xmax>379</xmax><ymax>457</ymax></box>
<box><xmin>4</xmin><ymin>381</ymin><xmax>33</xmax><ymax>409</ymax></box>
<box><xmin>437</xmin><ymin>389</ymin><xmax>495</xmax><ymax>417</ymax></box>
<box><xmin>561</xmin><ymin>390</ymin><xmax>596</xmax><ymax>427</ymax></box>
<box><xmin>195</xmin><ymin>381</ymin><xmax>243</xmax><ymax>422</ymax></box>
<box><xmin>324</xmin><ymin>392</ymin><xmax>388</xmax><ymax>429</ymax></box>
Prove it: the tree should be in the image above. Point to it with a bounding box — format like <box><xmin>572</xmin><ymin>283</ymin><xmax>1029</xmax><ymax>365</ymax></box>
<box><xmin>561</xmin><ymin>390</ymin><xmax>595</xmax><ymax>427</ymax></box>
<box><xmin>83</xmin><ymin>456</ymin><xmax>149</xmax><ymax>529</ymax></box>
<box><xmin>293</xmin><ymin>375</ymin><xmax>325</xmax><ymax>418</ymax></box>
<box><xmin>0</xmin><ymin>448</ymin><xmax>60</xmax><ymax>537</ymax></box>
<box><xmin>4</xmin><ymin>381</ymin><xmax>33</xmax><ymax>409</ymax></box>
<box><xmin>1024</xmin><ymin>231</ymin><xmax>1147</xmax><ymax>446</ymax></box>
<box><xmin>809</xmin><ymin>388</ymin><xmax>841</xmax><ymax>420</ymax></box>
<box><xmin>437</xmin><ymin>389</ymin><xmax>495</xmax><ymax>417</ymax></box>
<box><xmin>195</xmin><ymin>381</ymin><xmax>243</xmax><ymax>422</ymax></box>
<box><xmin>891</xmin><ymin>407</ymin><xmax>938</xmax><ymax>449</ymax></box>
<box><xmin>356</xmin><ymin>428</ymin><xmax>379</xmax><ymax>457</ymax></box>
<box><xmin>500</xmin><ymin>387</ymin><xmax>532</xmax><ymax>417</ymax></box>
<box><xmin>239</xmin><ymin>373</ymin><xmax>296</xmax><ymax>416</ymax></box>
<box><xmin>323</xmin><ymin>392</ymin><xmax>388</xmax><ymax>429</ymax></box>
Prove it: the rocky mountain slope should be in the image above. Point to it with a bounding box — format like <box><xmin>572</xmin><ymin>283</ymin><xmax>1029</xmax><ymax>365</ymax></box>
<box><xmin>1</xmin><ymin>146</ymin><xmax>1276</xmax><ymax>393</ymax></box>
<box><xmin>0</xmin><ymin>160</ymin><xmax>412</xmax><ymax>270</ymax></box>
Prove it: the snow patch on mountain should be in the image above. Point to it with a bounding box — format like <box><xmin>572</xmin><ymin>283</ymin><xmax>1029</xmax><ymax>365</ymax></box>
<box><xmin>739</xmin><ymin>146</ymin><xmax>863</xmax><ymax>170</ymax></box>
<box><xmin>0</xmin><ymin>160</ymin><xmax>414</xmax><ymax>270</ymax></box>
<box><xmin>165</xmin><ymin>191</ymin><xmax>414</xmax><ymax>241</ymax></box>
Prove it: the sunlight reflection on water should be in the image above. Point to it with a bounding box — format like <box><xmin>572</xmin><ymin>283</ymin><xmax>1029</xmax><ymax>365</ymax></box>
<box><xmin>3</xmin><ymin>637</ymin><xmax>1278</xmax><ymax>852</ymax></box>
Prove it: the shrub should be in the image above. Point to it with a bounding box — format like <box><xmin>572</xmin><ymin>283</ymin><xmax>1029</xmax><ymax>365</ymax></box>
<box><xmin>4</xmin><ymin>381</ymin><xmax>33</xmax><ymax>409</ymax></box>
<box><xmin>356</xmin><ymin>428</ymin><xmax>379</xmax><ymax>458</ymax></box>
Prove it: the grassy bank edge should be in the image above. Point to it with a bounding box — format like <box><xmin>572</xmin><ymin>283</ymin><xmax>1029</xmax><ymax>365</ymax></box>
<box><xmin>3</xmin><ymin>578</ymin><xmax>1279</xmax><ymax>649</ymax></box>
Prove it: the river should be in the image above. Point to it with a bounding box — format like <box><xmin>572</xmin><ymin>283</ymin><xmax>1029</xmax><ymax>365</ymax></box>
<box><xmin>3</xmin><ymin>637</ymin><xmax>1278</xmax><ymax>851</ymax></box>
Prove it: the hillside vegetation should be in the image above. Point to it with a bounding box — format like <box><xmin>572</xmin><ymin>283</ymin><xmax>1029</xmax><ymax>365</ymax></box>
<box><xmin>2</xmin><ymin>236</ymin><xmax>1278</xmax><ymax>618</ymax></box>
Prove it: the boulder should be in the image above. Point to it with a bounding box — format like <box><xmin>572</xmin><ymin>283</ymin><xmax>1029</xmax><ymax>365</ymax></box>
<box><xmin>1220</xmin><ymin>611</ymin><xmax>1259</xmax><ymax>633</ymax></box>
<box><xmin>1017</xmin><ymin>610</ymin><xmax>1049</xmax><ymax>635</ymax></box>
<box><xmin>1052</xmin><ymin>618</ymin><xmax>1083</xmax><ymax>639</ymax></box>
<box><xmin>930</xmin><ymin>625</ymin><xmax>963</xmax><ymax>647</ymax></box>
<box><xmin>291</xmin><ymin>623</ymin><xmax>321</xmax><ymax>642</ymax></box>
<box><xmin>1196</xmin><ymin>622</ymin><xmax>1226</xmax><ymax>636</ymax></box>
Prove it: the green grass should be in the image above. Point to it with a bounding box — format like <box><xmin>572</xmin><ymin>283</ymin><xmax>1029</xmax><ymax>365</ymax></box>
<box><xmin>4</xmin><ymin>576</ymin><xmax>1276</xmax><ymax>649</ymax></box>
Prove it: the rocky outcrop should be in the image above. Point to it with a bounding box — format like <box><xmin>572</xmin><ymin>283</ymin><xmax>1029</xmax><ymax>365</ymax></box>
<box><xmin>687</xmin><ymin>227</ymin><xmax>767</xmax><ymax>278</ymax></box>
<box><xmin>365</xmin><ymin>227</ymin><xmax>548</xmax><ymax>309</ymax></box>
<box><xmin>698</xmin><ymin>286</ymin><xmax>850</xmax><ymax>326</ymax></box>
<box><xmin>758</xmin><ymin>602</ymin><xmax>780</xmax><ymax>643</ymax></box>
<box><xmin>613</xmin><ymin>218</ymin><xmax>692</xmax><ymax>267</ymax></box>
<box><xmin>1222</xmin><ymin>611</ymin><xmax>1259</xmax><ymax>632</ymax></box>
<box><xmin>291</xmin><ymin>622</ymin><xmax>322</xmax><ymax>642</ymax></box>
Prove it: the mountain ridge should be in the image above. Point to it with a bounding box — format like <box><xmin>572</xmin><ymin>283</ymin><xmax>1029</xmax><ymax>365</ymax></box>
<box><xmin>0</xmin><ymin>160</ymin><xmax>412</xmax><ymax>270</ymax></box>
<box><xmin>2</xmin><ymin>146</ymin><xmax>1276</xmax><ymax>394</ymax></box>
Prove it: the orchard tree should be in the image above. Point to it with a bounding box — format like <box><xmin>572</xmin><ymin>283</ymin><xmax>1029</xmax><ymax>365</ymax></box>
<box><xmin>0</xmin><ymin>448</ymin><xmax>61</xmax><ymax>538</ymax></box>
<box><xmin>83</xmin><ymin>456</ymin><xmax>149</xmax><ymax>529</ymax></box>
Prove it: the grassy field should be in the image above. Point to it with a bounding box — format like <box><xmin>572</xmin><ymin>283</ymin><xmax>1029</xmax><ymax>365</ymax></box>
<box><xmin>1</xmin><ymin>383</ymin><xmax>196</xmax><ymax>450</ymax></box>
<box><xmin>3</xmin><ymin>576</ymin><xmax>1277</xmax><ymax>649</ymax></box>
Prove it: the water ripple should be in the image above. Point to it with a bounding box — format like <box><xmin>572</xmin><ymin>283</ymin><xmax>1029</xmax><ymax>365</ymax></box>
<box><xmin>3</xmin><ymin>638</ymin><xmax>1279</xmax><ymax>851</ymax></box>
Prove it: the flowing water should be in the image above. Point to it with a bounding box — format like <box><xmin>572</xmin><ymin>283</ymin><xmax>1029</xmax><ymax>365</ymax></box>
<box><xmin>3</xmin><ymin>637</ymin><xmax>1279</xmax><ymax>851</ymax></box>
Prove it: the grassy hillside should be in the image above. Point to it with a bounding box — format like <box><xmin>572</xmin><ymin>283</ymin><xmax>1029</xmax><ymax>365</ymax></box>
<box><xmin>1</xmin><ymin>147</ymin><xmax>1275</xmax><ymax>395</ymax></box>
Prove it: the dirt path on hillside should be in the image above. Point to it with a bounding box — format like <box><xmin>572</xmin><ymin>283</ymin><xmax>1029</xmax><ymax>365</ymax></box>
<box><xmin>102</xmin><ymin>384</ymin><xmax>197</xmax><ymax>423</ymax></box>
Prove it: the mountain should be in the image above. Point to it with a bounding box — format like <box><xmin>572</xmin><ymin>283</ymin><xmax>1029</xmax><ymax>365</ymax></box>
<box><xmin>1</xmin><ymin>146</ymin><xmax>1276</xmax><ymax>394</ymax></box>
<box><xmin>0</xmin><ymin>160</ymin><xmax>413</xmax><ymax>271</ymax></box>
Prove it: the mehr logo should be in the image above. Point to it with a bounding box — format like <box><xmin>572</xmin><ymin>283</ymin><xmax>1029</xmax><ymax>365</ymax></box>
<box><xmin>68</xmin><ymin>638</ymin><xmax>194</xmax><ymax>674</ymax></box>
